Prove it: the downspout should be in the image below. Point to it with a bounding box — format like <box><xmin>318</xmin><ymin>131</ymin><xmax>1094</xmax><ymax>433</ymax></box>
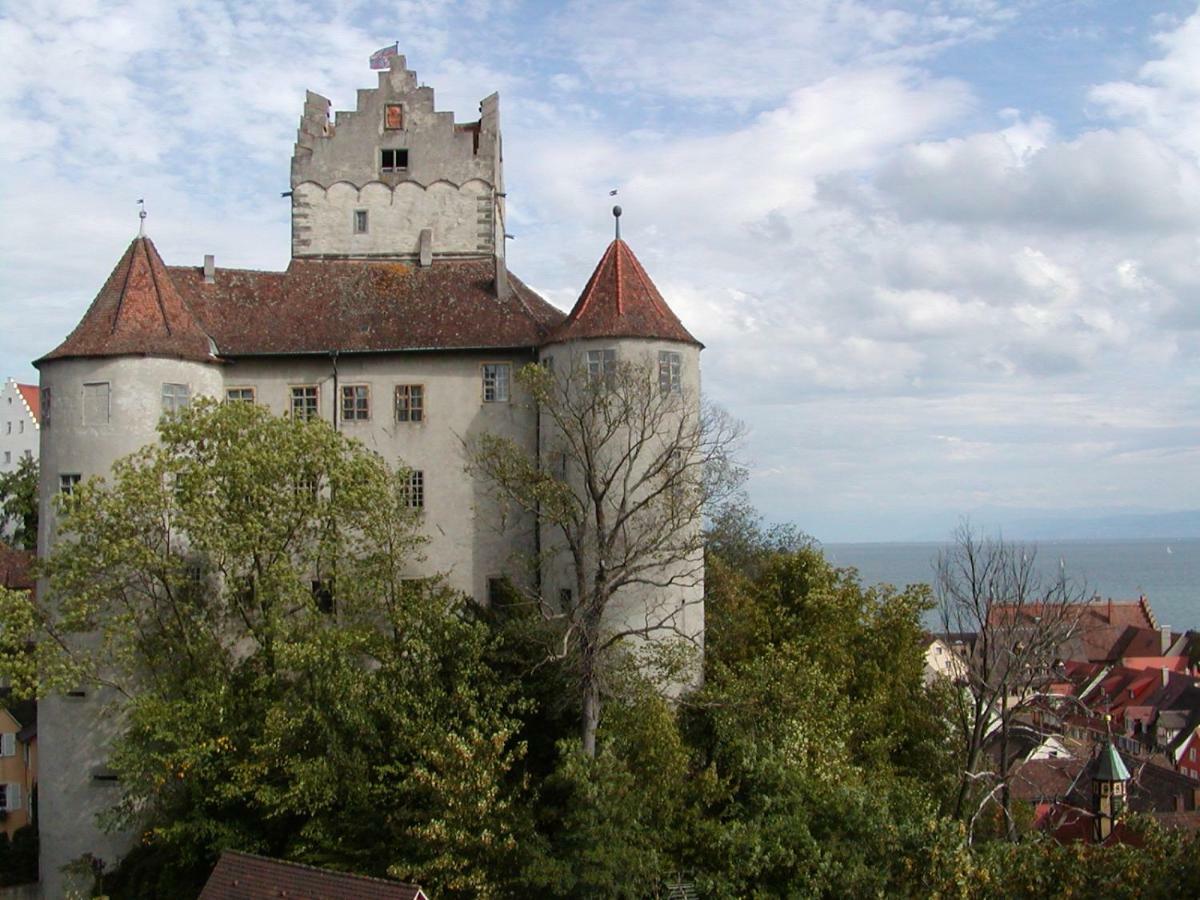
<box><xmin>330</xmin><ymin>350</ymin><xmax>339</xmax><ymax>431</ymax></box>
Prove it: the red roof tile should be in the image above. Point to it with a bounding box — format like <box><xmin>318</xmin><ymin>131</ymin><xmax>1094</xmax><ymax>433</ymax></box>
<box><xmin>171</xmin><ymin>257</ymin><xmax>563</xmax><ymax>355</ymax></box>
<box><xmin>15</xmin><ymin>384</ymin><xmax>38</xmax><ymax>424</ymax></box>
<box><xmin>0</xmin><ymin>542</ymin><xmax>34</xmax><ymax>591</ymax></box>
<box><xmin>546</xmin><ymin>239</ymin><xmax>700</xmax><ymax>347</ymax></box>
<box><xmin>199</xmin><ymin>851</ymin><xmax>426</xmax><ymax>900</ymax></box>
<box><xmin>38</xmin><ymin>237</ymin><xmax>216</xmax><ymax>365</ymax></box>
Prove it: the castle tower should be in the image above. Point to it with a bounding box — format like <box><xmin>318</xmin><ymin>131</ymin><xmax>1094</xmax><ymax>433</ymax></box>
<box><xmin>290</xmin><ymin>54</ymin><xmax>509</xmax><ymax>292</ymax></box>
<box><xmin>1092</xmin><ymin>739</ymin><xmax>1130</xmax><ymax>842</ymax></box>
<box><xmin>33</xmin><ymin>235</ymin><xmax>223</xmax><ymax>896</ymax></box>
<box><xmin>538</xmin><ymin>226</ymin><xmax>706</xmax><ymax>667</ymax></box>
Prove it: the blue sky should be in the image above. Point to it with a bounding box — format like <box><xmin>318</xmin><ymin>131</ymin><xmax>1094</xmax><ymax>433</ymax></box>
<box><xmin>3</xmin><ymin>1</ymin><xmax>1200</xmax><ymax>541</ymax></box>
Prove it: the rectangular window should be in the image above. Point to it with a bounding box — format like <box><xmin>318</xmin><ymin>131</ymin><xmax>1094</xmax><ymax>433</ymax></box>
<box><xmin>658</xmin><ymin>351</ymin><xmax>682</xmax><ymax>394</ymax></box>
<box><xmin>341</xmin><ymin>385</ymin><xmax>370</xmax><ymax>421</ymax></box>
<box><xmin>225</xmin><ymin>387</ymin><xmax>256</xmax><ymax>403</ymax></box>
<box><xmin>22</xmin><ymin>450</ymin><xmax>31</xmax><ymax>461</ymax></box>
<box><xmin>354</xmin><ymin>209</ymin><xmax>369</xmax><ymax>234</ymax></box>
<box><xmin>403</xmin><ymin>470</ymin><xmax>424</xmax><ymax>509</ymax></box>
<box><xmin>41</xmin><ymin>387</ymin><xmax>50</xmax><ymax>428</ymax></box>
<box><xmin>487</xmin><ymin>577</ymin><xmax>506</xmax><ymax>607</ymax></box>
<box><xmin>381</xmin><ymin>148</ymin><xmax>409</xmax><ymax>172</ymax></box>
<box><xmin>0</xmin><ymin>733</ymin><xmax>14</xmax><ymax>757</ymax></box>
<box><xmin>482</xmin><ymin>363</ymin><xmax>510</xmax><ymax>403</ymax></box>
<box><xmin>559</xmin><ymin>588</ymin><xmax>573</xmax><ymax>608</ymax></box>
<box><xmin>290</xmin><ymin>386</ymin><xmax>319</xmax><ymax>421</ymax></box>
<box><xmin>587</xmin><ymin>349</ymin><xmax>617</xmax><ymax>383</ymax></box>
<box><xmin>311</xmin><ymin>579</ymin><xmax>335</xmax><ymax>614</ymax></box>
<box><xmin>161</xmin><ymin>383</ymin><xmax>190</xmax><ymax>414</ymax></box>
<box><xmin>59</xmin><ymin>473</ymin><xmax>81</xmax><ymax>495</ymax></box>
<box><xmin>82</xmin><ymin>382</ymin><xmax>110</xmax><ymax>425</ymax></box>
<box><xmin>0</xmin><ymin>783</ymin><xmax>21</xmax><ymax>811</ymax></box>
<box><xmin>2</xmin><ymin>452</ymin><xmax>9</xmax><ymax>464</ymax></box>
<box><xmin>395</xmin><ymin>385</ymin><xmax>424</xmax><ymax>422</ymax></box>
<box><xmin>17</xmin><ymin>421</ymin><xmax>22</xmax><ymax>433</ymax></box>
<box><xmin>4</xmin><ymin>423</ymin><xmax>10</xmax><ymax>434</ymax></box>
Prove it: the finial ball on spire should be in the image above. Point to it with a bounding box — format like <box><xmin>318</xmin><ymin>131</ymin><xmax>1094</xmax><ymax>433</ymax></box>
<box><xmin>613</xmin><ymin>205</ymin><xmax>622</xmax><ymax>218</ymax></box>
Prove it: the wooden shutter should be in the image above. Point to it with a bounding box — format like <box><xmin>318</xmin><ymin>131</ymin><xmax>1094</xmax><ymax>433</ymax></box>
<box><xmin>1</xmin><ymin>733</ymin><xmax>14</xmax><ymax>757</ymax></box>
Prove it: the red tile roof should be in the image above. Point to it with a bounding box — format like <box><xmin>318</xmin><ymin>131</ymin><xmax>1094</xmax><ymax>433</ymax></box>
<box><xmin>38</xmin><ymin>237</ymin><xmax>217</xmax><ymax>365</ymax></box>
<box><xmin>0</xmin><ymin>542</ymin><xmax>34</xmax><ymax>591</ymax></box>
<box><xmin>15</xmin><ymin>384</ymin><xmax>38</xmax><ymax>424</ymax></box>
<box><xmin>546</xmin><ymin>239</ymin><xmax>701</xmax><ymax>347</ymax></box>
<box><xmin>171</xmin><ymin>257</ymin><xmax>562</xmax><ymax>355</ymax></box>
<box><xmin>199</xmin><ymin>851</ymin><xmax>426</xmax><ymax>900</ymax></box>
<box><xmin>38</xmin><ymin>235</ymin><xmax>567</xmax><ymax>363</ymax></box>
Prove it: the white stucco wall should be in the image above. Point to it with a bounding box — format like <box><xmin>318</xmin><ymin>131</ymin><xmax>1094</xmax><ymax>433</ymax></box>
<box><xmin>535</xmin><ymin>338</ymin><xmax>705</xmax><ymax>668</ymax></box>
<box><xmin>0</xmin><ymin>379</ymin><xmax>39</xmax><ymax>474</ymax></box>
<box><xmin>36</xmin><ymin>356</ymin><xmax>225</xmax><ymax>898</ymax></box>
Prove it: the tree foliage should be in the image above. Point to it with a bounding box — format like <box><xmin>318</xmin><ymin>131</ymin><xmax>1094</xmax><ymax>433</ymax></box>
<box><xmin>0</xmin><ymin>400</ymin><xmax>528</xmax><ymax>898</ymax></box>
<box><xmin>0</xmin><ymin>455</ymin><xmax>37</xmax><ymax>552</ymax></box>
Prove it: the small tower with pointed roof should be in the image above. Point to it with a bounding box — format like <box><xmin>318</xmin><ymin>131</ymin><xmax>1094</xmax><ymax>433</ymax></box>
<box><xmin>32</xmin><ymin>232</ymin><xmax>224</xmax><ymax>887</ymax></box>
<box><xmin>1092</xmin><ymin>739</ymin><xmax>1130</xmax><ymax>842</ymax></box>
<box><xmin>539</xmin><ymin>214</ymin><xmax>705</xmax><ymax>672</ymax></box>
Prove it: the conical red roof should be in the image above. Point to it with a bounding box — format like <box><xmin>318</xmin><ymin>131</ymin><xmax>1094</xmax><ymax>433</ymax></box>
<box><xmin>38</xmin><ymin>236</ymin><xmax>216</xmax><ymax>365</ymax></box>
<box><xmin>545</xmin><ymin>240</ymin><xmax>701</xmax><ymax>347</ymax></box>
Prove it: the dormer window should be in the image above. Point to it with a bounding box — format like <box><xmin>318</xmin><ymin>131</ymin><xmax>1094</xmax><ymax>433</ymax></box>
<box><xmin>381</xmin><ymin>149</ymin><xmax>408</xmax><ymax>172</ymax></box>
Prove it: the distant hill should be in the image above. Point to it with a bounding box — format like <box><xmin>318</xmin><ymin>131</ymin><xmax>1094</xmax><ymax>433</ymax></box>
<box><xmin>1003</xmin><ymin>510</ymin><xmax>1200</xmax><ymax>541</ymax></box>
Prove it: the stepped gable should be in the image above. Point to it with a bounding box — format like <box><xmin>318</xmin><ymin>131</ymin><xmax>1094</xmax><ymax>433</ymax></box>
<box><xmin>15</xmin><ymin>384</ymin><xmax>39</xmax><ymax>423</ymax></box>
<box><xmin>38</xmin><ymin>237</ymin><xmax>216</xmax><ymax>365</ymax></box>
<box><xmin>546</xmin><ymin>239</ymin><xmax>701</xmax><ymax>347</ymax></box>
<box><xmin>171</xmin><ymin>258</ymin><xmax>563</xmax><ymax>355</ymax></box>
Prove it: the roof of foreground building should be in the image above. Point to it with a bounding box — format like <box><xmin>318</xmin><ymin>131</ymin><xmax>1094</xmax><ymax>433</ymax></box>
<box><xmin>199</xmin><ymin>851</ymin><xmax>427</xmax><ymax>900</ymax></box>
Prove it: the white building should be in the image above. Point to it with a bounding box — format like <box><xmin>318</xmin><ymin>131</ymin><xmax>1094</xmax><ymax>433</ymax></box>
<box><xmin>33</xmin><ymin>55</ymin><xmax>704</xmax><ymax>895</ymax></box>
<box><xmin>0</xmin><ymin>379</ymin><xmax>39</xmax><ymax>474</ymax></box>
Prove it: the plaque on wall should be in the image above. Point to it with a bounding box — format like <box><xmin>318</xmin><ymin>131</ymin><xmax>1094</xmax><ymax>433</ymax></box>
<box><xmin>384</xmin><ymin>103</ymin><xmax>404</xmax><ymax>130</ymax></box>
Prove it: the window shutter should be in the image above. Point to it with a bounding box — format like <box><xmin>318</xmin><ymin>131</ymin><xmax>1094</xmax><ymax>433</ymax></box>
<box><xmin>1</xmin><ymin>733</ymin><xmax>14</xmax><ymax>757</ymax></box>
<box><xmin>8</xmin><ymin>784</ymin><xmax>20</xmax><ymax>810</ymax></box>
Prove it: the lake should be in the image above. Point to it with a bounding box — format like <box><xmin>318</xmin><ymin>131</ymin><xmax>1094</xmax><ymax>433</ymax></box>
<box><xmin>821</xmin><ymin>539</ymin><xmax>1200</xmax><ymax>631</ymax></box>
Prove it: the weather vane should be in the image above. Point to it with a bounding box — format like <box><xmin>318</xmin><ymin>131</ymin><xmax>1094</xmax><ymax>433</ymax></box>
<box><xmin>137</xmin><ymin>199</ymin><xmax>147</xmax><ymax>237</ymax></box>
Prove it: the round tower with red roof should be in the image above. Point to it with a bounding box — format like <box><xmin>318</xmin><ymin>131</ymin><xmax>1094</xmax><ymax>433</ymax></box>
<box><xmin>32</xmin><ymin>233</ymin><xmax>223</xmax><ymax>886</ymax></box>
<box><xmin>538</xmin><ymin>225</ymin><xmax>706</xmax><ymax>681</ymax></box>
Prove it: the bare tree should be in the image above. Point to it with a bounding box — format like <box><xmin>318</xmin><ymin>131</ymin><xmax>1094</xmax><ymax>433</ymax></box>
<box><xmin>470</xmin><ymin>355</ymin><xmax>743</xmax><ymax>756</ymax></box>
<box><xmin>935</xmin><ymin>522</ymin><xmax>1087</xmax><ymax>840</ymax></box>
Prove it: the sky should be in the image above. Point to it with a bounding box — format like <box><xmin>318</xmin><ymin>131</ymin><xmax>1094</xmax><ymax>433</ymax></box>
<box><xmin>3</xmin><ymin>0</ymin><xmax>1200</xmax><ymax>542</ymax></box>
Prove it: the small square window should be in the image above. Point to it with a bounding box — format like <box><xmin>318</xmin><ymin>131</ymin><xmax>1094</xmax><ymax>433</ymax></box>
<box><xmin>341</xmin><ymin>385</ymin><xmax>370</xmax><ymax>421</ymax></box>
<box><xmin>225</xmin><ymin>387</ymin><xmax>256</xmax><ymax>403</ymax></box>
<box><xmin>291</xmin><ymin>386</ymin><xmax>319</xmax><ymax>421</ymax></box>
<box><xmin>482</xmin><ymin>364</ymin><xmax>510</xmax><ymax>403</ymax></box>
<box><xmin>381</xmin><ymin>148</ymin><xmax>409</xmax><ymax>172</ymax></box>
<box><xmin>354</xmin><ymin>210</ymin><xmax>368</xmax><ymax>234</ymax></box>
<box><xmin>395</xmin><ymin>385</ymin><xmax>424</xmax><ymax>422</ymax></box>
<box><xmin>403</xmin><ymin>470</ymin><xmax>424</xmax><ymax>509</ymax></box>
<box><xmin>162</xmin><ymin>383</ymin><xmax>190</xmax><ymax>414</ymax></box>
<box><xmin>587</xmin><ymin>349</ymin><xmax>617</xmax><ymax>383</ymax></box>
<box><xmin>59</xmin><ymin>473</ymin><xmax>81</xmax><ymax>495</ymax></box>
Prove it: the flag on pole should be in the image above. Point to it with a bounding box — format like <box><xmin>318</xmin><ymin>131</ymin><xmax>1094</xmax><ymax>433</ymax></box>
<box><xmin>370</xmin><ymin>43</ymin><xmax>399</xmax><ymax>70</ymax></box>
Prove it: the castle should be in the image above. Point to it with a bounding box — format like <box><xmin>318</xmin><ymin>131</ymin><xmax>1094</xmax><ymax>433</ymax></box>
<box><xmin>33</xmin><ymin>55</ymin><xmax>703</xmax><ymax>892</ymax></box>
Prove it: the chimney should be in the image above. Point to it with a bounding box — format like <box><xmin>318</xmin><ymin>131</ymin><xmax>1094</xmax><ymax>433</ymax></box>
<box><xmin>494</xmin><ymin>253</ymin><xmax>509</xmax><ymax>300</ymax></box>
<box><xmin>1161</xmin><ymin>625</ymin><xmax>1172</xmax><ymax>655</ymax></box>
<box><xmin>203</xmin><ymin>254</ymin><xmax>215</xmax><ymax>284</ymax></box>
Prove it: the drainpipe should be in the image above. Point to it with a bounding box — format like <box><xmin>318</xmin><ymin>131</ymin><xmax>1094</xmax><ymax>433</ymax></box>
<box><xmin>330</xmin><ymin>350</ymin><xmax>339</xmax><ymax>431</ymax></box>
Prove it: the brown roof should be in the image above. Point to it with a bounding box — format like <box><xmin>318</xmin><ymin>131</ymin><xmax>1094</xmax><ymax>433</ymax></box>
<box><xmin>0</xmin><ymin>543</ymin><xmax>34</xmax><ymax>591</ymax></box>
<box><xmin>199</xmin><ymin>851</ymin><xmax>426</xmax><ymax>900</ymax></box>
<box><xmin>172</xmin><ymin>257</ymin><xmax>563</xmax><ymax>355</ymax></box>
<box><xmin>38</xmin><ymin>237</ymin><xmax>216</xmax><ymax>365</ymax></box>
<box><xmin>546</xmin><ymin>239</ymin><xmax>701</xmax><ymax>347</ymax></box>
<box><xmin>15</xmin><ymin>384</ymin><xmax>38</xmax><ymax>423</ymax></box>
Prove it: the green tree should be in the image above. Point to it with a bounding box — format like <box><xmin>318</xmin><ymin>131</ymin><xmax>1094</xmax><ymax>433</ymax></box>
<box><xmin>0</xmin><ymin>400</ymin><xmax>529</xmax><ymax>898</ymax></box>
<box><xmin>0</xmin><ymin>456</ymin><xmax>37</xmax><ymax>552</ymax></box>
